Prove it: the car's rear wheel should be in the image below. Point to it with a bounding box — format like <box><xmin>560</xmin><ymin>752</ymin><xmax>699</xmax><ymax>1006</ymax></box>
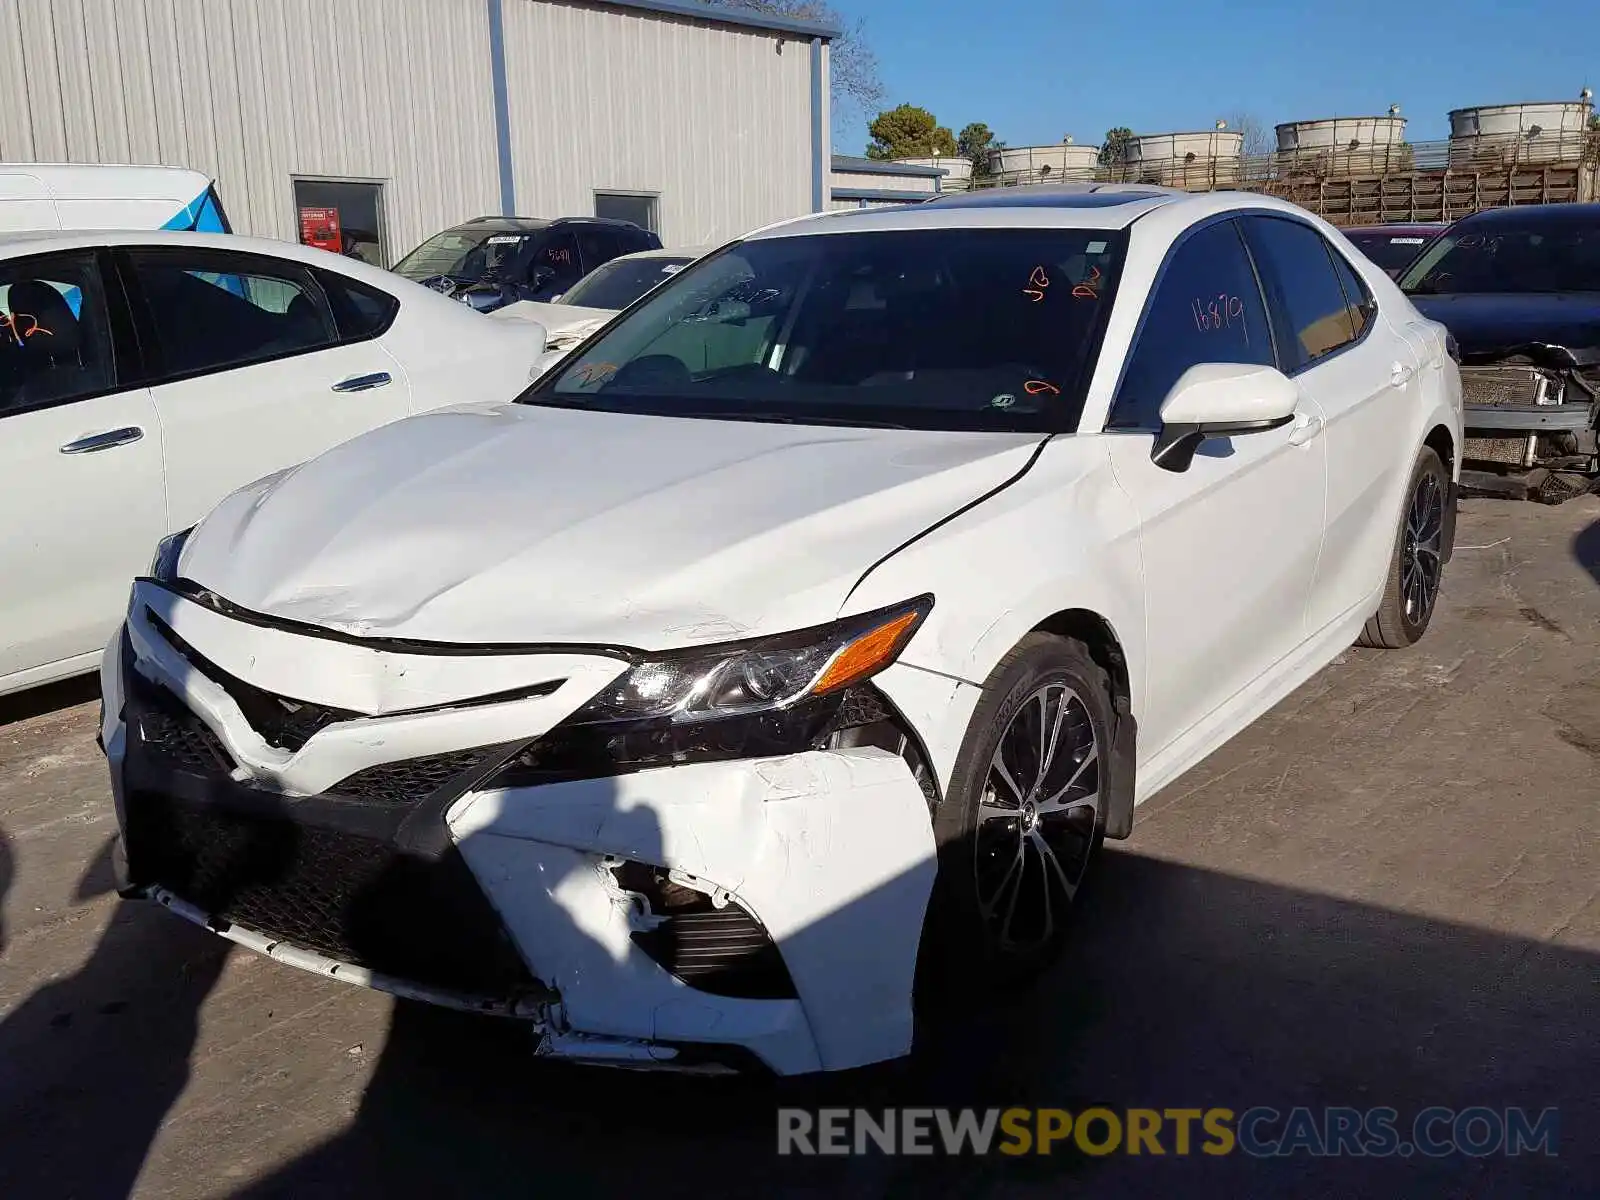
<box><xmin>918</xmin><ymin>634</ymin><xmax>1117</xmax><ymax>1000</ymax></box>
<box><xmin>1359</xmin><ymin>446</ymin><xmax>1448</xmax><ymax>649</ymax></box>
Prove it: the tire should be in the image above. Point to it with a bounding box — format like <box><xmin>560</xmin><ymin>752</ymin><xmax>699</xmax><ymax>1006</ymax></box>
<box><xmin>917</xmin><ymin>634</ymin><xmax>1122</xmax><ymax>1002</ymax></box>
<box><xmin>1359</xmin><ymin>446</ymin><xmax>1448</xmax><ymax>649</ymax></box>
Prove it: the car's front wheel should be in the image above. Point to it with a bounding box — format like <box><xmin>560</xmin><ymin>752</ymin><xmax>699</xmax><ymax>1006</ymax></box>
<box><xmin>1359</xmin><ymin>446</ymin><xmax>1448</xmax><ymax>649</ymax></box>
<box><xmin>919</xmin><ymin>634</ymin><xmax>1118</xmax><ymax>998</ymax></box>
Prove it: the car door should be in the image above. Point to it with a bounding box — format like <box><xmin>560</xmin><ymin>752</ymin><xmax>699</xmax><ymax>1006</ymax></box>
<box><xmin>1240</xmin><ymin>215</ymin><xmax>1417</xmax><ymax>635</ymax></box>
<box><xmin>0</xmin><ymin>248</ymin><xmax>166</xmax><ymax>689</ymax></box>
<box><xmin>1100</xmin><ymin>218</ymin><xmax>1329</xmax><ymax>758</ymax></box>
<box><xmin>119</xmin><ymin>246</ymin><xmax>413</xmax><ymax>530</ymax></box>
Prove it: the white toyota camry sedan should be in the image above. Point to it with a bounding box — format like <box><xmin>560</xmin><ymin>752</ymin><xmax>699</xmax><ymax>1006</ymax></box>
<box><xmin>100</xmin><ymin>186</ymin><xmax>1463</xmax><ymax>1076</ymax></box>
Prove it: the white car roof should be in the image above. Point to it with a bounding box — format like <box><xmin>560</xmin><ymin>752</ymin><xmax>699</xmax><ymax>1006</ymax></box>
<box><xmin>744</xmin><ymin>185</ymin><xmax>1317</xmax><ymax>238</ymax></box>
<box><xmin>0</xmin><ymin>162</ymin><xmax>212</xmax><ymax>198</ymax></box>
<box><xmin>0</xmin><ymin>228</ymin><xmax>411</xmax><ymax>293</ymax></box>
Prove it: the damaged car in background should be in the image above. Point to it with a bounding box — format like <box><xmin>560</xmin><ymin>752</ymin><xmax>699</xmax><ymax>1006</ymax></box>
<box><xmin>1400</xmin><ymin>202</ymin><xmax>1600</xmax><ymax>502</ymax></box>
<box><xmin>489</xmin><ymin>246</ymin><xmax>707</xmax><ymax>375</ymax></box>
<box><xmin>100</xmin><ymin>186</ymin><xmax>1460</xmax><ymax>1075</ymax></box>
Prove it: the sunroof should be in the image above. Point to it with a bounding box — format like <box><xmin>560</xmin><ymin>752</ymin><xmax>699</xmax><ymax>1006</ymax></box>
<box><xmin>927</xmin><ymin>188</ymin><xmax>1174</xmax><ymax>210</ymax></box>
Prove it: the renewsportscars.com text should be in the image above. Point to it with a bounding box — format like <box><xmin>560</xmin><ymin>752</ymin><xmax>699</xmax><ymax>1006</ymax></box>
<box><xmin>776</xmin><ymin>1106</ymin><xmax>1559</xmax><ymax>1158</ymax></box>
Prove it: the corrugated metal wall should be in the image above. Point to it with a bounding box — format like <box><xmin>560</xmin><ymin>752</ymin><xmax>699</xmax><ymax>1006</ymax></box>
<box><xmin>501</xmin><ymin>0</ymin><xmax>819</xmax><ymax>247</ymax></box>
<box><xmin>1</xmin><ymin>0</ymin><xmax>823</xmax><ymax>258</ymax></box>
<box><xmin>0</xmin><ymin>0</ymin><xmax>502</xmax><ymax>258</ymax></box>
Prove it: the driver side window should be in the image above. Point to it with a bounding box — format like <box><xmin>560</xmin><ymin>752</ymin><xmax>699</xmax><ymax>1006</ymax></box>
<box><xmin>533</xmin><ymin>232</ymin><xmax>582</xmax><ymax>293</ymax></box>
<box><xmin>1110</xmin><ymin>219</ymin><xmax>1273</xmax><ymax>430</ymax></box>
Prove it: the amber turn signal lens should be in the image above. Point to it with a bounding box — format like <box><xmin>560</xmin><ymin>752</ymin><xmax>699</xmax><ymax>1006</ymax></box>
<box><xmin>811</xmin><ymin>610</ymin><xmax>923</xmax><ymax>695</ymax></box>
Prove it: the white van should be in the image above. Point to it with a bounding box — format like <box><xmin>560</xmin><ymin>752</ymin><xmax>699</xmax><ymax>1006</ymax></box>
<box><xmin>0</xmin><ymin>164</ymin><xmax>231</xmax><ymax>233</ymax></box>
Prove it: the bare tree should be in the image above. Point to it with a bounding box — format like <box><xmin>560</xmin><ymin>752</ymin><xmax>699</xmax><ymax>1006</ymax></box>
<box><xmin>708</xmin><ymin>1</ymin><xmax>885</xmax><ymax>133</ymax></box>
<box><xmin>1225</xmin><ymin>112</ymin><xmax>1275</xmax><ymax>159</ymax></box>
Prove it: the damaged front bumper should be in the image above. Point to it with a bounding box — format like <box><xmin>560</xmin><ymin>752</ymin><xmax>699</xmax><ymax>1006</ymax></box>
<box><xmin>1459</xmin><ymin>358</ymin><xmax>1600</xmax><ymax>489</ymax></box>
<box><xmin>101</xmin><ymin>583</ymin><xmax>939</xmax><ymax>1076</ymax></box>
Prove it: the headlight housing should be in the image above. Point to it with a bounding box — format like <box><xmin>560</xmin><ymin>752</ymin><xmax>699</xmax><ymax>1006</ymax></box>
<box><xmin>147</xmin><ymin>527</ymin><xmax>194</xmax><ymax>583</ymax></box>
<box><xmin>570</xmin><ymin>596</ymin><xmax>933</xmax><ymax>726</ymax></box>
<box><xmin>488</xmin><ymin>596</ymin><xmax>935</xmax><ymax>787</ymax></box>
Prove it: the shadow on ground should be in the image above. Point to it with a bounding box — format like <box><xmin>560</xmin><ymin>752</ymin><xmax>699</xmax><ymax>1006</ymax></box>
<box><xmin>197</xmin><ymin>849</ymin><xmax>1594</xmax><ymax>1198</ymax></box>
<box><xmin>1576</xmin><ymin>514</ymin><xmax>1600</xmax><ymax>586</ymax></box>
<box><xmin>0</xmin><ymin>857</ymin><xmax>228</xmax><ymax>1199</ymax></box>
<box><xmin>0</xmin><ymin>673</ymin><xmax>99</xmax><ymax>729</ymax></box>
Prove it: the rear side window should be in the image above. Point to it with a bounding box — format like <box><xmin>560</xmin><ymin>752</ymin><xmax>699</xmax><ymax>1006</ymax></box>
<box><xmin>125</xmin><ymin>249</ymin><xmax>338</xmax><ymax>379</ymax></box>
<box><xmin>317</xmin><ymin>269</ymin><xmax>399</xmax><ymax>340</ymax></box>
<box><xmin>0</xmin><ymin>251</ymin><xmax>117</xmax><ymax>415</ymax></box>
<box><xmin>1241</xmin><ymin>216</ymin><xmax>1359</xmax><ymax>371</ymax></box>
<box><xmin>575</xmin><ymin>228</ymin><xmax>620</xmax><ymax>275</ymax></box>
<box><xmin>1110</xmin><ymin>219</ymin><xmax>1273</xmax><ymax>430</ymax></box>
<box><xmin>1327</xmin><ymin>247</ymin><xmax>1375</xmax><ymax>341</ymax></box>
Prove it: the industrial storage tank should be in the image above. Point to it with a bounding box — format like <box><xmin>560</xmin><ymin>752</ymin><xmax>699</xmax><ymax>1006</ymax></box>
<box><xmin>1447</xmin><ymin>96</ymin><xmax>1593</xmax><ymax>167</ymax></box>
<box><xmin>1123</xmin><ymin>129</ymin><xmax>1244</xmax><ymax>188</ymax></box>
<box><xmin>985</xmin><ymin>140</ymin><xmax>1100</xmax><ymax>186</ymax></box>
<box><xmin>893</xmin><ymin>156</ymin><xmax>972</xmax><ymax>190</ymax></box>
<box><xmin>1276</xmin><ymin>112</ymin><xmax>1410</xmax><ymax>176</ymax></box>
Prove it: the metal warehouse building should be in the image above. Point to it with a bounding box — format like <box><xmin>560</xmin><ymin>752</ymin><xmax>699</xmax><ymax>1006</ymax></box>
<box><xmin>0</xmin><ymin>0</ymin><xmax>835</xmax><ymax>262</ymax></box>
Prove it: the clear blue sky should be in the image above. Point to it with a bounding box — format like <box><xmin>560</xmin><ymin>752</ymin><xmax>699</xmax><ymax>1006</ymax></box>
<box><xmin>832</xmin><ymin>0</ymin><xmax>1599</xmax><ymax>154</ymax></box>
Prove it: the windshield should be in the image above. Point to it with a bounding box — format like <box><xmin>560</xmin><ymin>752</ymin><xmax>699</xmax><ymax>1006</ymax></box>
<box><xmin>560</xmin><ymin>256</ymin><xmax>697</xmax><ymax>310</ymax></box>
<box><xmin>392</xmin><ymin>229</ymin><xmax>535</xmax><ymax>282</ymax></box>
<box><xmin>1346</xmin><ymin>230</ymin><xmax>1436</xmax><ymax>275</ymax></box>
<box><xmin>521</xmin><ymin>228</ymin><xmax>1126</xmax><ymax>432</ymax></box>
<box><xmin>1399</xmin><ymin>219</ymin><xmax>1600</xmax><ymax>295</ymax></box>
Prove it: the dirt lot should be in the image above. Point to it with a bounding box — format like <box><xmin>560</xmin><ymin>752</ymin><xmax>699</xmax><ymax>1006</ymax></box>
<box><xmin>1</xmin><ymin>496</ymin><xmax>1596</xmax><ymax>1199</ymax></box>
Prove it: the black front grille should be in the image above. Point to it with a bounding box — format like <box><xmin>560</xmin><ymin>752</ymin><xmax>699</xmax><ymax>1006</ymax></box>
<box><xmin>123</xmin><ymin>792</ymin><xmax>534</xmax><ymax>996</ymax></box>
<box><xmin>146</xmin><ymin>612</ymin><xmax>358</xmax><ymax>751</ymax></box>
<box><xmin>129</xmin><ymin>672</ymin><xmax>235</xmax><ymax>774</ymax></box>
<box><xmin>332</xmin><ymin>749</ymin><xmax>496</xmax><ymax>805</ymax></box>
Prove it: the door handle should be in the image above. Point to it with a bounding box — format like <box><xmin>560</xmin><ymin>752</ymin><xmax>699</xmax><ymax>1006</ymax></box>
<box><xmin>59</xmin><ymin>426</ymin><xmax>144</xmax><ymax>454</ymax></box>
<box><xmin>331</xmin><ymin>372</ymin><xmax>392</xmax><ymax>393</ymax></box>
<box><xmin>1287</xmin><ymin>413</ymin><xmax>1324</xmax><ymax>447</ymax></box>
<box><xmin>1391</xmin><ymin>362</ymin><xmax>1416</xmax><ymax>387</ymax></box>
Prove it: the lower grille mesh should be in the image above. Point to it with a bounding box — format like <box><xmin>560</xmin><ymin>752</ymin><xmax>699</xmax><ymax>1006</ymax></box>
<box><xmin>124</xmin><ymin>793</ymin><xmax>534</xmax><ymax>995</ymax></box>
<box><xmin>130</xmin><ymin>673</ymin><xmax>235</xmax><ymax>774</ymax></box>
<box><xmin>332</xmin><ymin>749</ymin><xmax>496</xmax><ymax>805</ymax></box>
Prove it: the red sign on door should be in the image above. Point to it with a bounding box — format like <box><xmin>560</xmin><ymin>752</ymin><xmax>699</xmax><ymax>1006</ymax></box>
<box><xmin>298</xmin><ymin>206</ymin><xmax>342</xmax><ymax>253</ymax></box>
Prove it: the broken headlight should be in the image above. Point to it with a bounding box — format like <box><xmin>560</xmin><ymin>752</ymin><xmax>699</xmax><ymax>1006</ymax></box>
<box><xmin>569</xmin><ymin>596</ymin><xmax>933</xmax><ymax>726</ymax></box>
<box><xmin>147</xmin><ymin>527</ymin><xmax>194</xmax><ymax>583</ymax></box>
<box><xmin>489</xmin><ymin>597</ymin><xmax>934</xmax><ymax>785</ymax></box>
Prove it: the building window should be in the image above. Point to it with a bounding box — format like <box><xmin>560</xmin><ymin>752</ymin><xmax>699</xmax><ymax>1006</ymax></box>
<box><xmin>594</xmin><ymin>191</ymin><xmax>658</xmax><ymax>233</ymax></box>
<box><xmin>292</xmin><ymin>179</ymin><xmax>387</xmax><ymax>267</ymax></box>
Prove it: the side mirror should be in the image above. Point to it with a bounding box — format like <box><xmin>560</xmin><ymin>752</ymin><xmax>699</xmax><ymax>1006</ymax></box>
<box><xmin>530</xmin><ymin>264</ymin><xmax>557</xmax><ymax>290</ymax></box>
<box><xmin>1151</xmin><ymin>363</ymin><xmax>1299</xmax><ymax>473</ymax></box>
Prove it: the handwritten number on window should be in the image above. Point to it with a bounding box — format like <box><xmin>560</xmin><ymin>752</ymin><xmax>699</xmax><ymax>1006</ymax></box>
<box><xmin>1191</xmin><ymin>294</ymin><xmax>1246</xmax><ymax>333</ymax></box>
<box><xmin>1023</xmin><ymin>265</ymin><xmax>1050</xmax><ymax>303</ymax></box>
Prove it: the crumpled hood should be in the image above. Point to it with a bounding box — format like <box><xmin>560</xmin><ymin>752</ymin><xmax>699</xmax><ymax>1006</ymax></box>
<box><xmin>1408</xmin><ymin>292</ymin><xmax>1600</xmax><ymax>359</ymax></box>
<box><xmin>489</xmin><ymin>299</ymin><xmax>614</xmax><ymax>342</ymax></box>
<box><xmin>179</xmin><ymin>404</ymin><xmax>1043</xmax><ymax>648</ymax></box>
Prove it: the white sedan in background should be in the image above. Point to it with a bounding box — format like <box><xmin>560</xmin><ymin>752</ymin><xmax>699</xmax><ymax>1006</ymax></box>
<box><xmin>0</xmin><ymin>230</ymin><xmax>542</xmax><ymax>697</ymax></box>
<box><xmin>102</xmin><ymin>187</ymin><xmax>1461</xmax><ymax>1076</ymax></box>
<box><xmin>491</xmin><ymin>246</ymin><xmax>707</xmax><ymax>372</ymax></box>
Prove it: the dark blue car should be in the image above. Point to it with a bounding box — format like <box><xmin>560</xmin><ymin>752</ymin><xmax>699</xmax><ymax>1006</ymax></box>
<box><xmin>1400</xmin><ymin>203</ymin><xmax>1600</xmax><ymax>494</ymax></box>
